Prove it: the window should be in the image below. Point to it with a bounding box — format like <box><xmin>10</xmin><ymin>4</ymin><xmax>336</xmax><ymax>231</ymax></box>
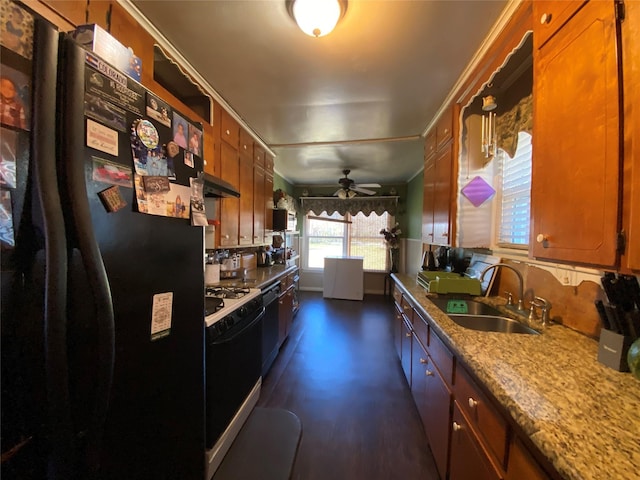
<box><xmin>305</xmin><ymin>211</ymin><xmax>393</xmax><ymax>271</ymax></box>
<box><xmin>497</xmin><ymin>131</ymin><xmax>532</xmax><ymax>247</ymax></box>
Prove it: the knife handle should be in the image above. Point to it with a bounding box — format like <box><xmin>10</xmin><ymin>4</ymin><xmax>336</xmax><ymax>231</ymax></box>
<box><xmin>595</xmin><ymin>300</ymin><xmax>611</xmax><ymax>330</ymax></box>
<box><xmin>603</xmin><ymin>304</ymin><xmax>621</xmax><ymax>334</ymax></box>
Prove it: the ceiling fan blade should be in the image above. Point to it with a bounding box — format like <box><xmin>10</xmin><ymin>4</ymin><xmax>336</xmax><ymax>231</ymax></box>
<box><xmin>356</xmin><ymin>183</ymin><xmax>381</xmax><ymax>188</ymax></box>
<box><xmin>351</xmin><ymin>186</ymin><xmax>376</xmax><ymax>195</ymax></box>
<box><xmin>333</xmin><ymin>189</ymin><xmax>343</xmax><ymax>196</ymax></box>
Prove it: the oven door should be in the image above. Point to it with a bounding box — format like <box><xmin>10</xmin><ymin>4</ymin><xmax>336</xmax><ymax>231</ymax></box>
<box><xmin>205</xmin><ymin>307</ymin><xmax>264</xmax><ymax>449</ymax></box>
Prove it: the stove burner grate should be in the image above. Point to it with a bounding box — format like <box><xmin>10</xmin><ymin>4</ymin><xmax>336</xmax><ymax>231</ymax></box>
<box><xmin>205</xmin><ymin>287</ymin><xmax>250</xmax><ymax>299</ymax></box>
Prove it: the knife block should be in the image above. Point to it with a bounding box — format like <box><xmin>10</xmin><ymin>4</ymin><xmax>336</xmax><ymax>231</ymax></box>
<box><xmin>597</xmin><ymin>329</ymin><xmax>633</xmax><ymax>372</ymax></box>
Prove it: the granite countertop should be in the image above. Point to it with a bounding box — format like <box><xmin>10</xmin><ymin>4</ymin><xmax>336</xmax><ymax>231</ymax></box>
<box><xmin>392</xmin><ymin>274</ymin><xmax>640</xmax><ymax>480</ymax></box>
<box><xmin>216</xmin><ymin>264</ymin><xmax>298</xmax><ymax>290</ymax></box>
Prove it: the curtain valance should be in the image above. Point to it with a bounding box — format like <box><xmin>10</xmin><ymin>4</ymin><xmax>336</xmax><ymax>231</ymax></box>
<box><xmin>300</xmin><ymin>196</ymin><xmax>399</xmax><ymax>217</ymax></box>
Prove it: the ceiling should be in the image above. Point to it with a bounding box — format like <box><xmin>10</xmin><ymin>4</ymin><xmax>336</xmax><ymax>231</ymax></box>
<box><xmin>130</xmin><ymin>0</ymin><xmax>510</xmax><ymax>189</ymax></box>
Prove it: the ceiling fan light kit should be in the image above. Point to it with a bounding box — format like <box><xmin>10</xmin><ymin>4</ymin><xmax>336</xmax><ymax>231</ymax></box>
<box><xmin>334</xmin><ymin>169</ymin><xmax>381</xmax><ymax>198</ymax></box>
<box><xmin>287</xmin><ymin>0</ymin><xmax>348</xmax><ymax>38</ymax></box>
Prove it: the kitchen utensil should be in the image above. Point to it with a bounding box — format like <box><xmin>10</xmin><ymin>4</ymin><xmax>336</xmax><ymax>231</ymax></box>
<box><xmin>595</xmin><ymin>300</ymin><xmax>611</xmax><ymax>330</ymax></box>
<box><xmin>621</xmin><ymin>275</ymin><xmax>640</xmax><ymax>311</ymax></box>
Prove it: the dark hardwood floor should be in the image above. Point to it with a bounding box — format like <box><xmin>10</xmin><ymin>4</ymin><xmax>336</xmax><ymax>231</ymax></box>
<box><xmin>258</xmin><ymin>291</ymin><xmax>440</xmax><ymax>480</ymax></box>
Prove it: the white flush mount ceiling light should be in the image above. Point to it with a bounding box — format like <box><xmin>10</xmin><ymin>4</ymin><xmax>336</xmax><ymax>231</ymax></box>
<box><xmin>287</xmin><ymin>0</ymin><xmax>348</xmax><ymax>38</ymax></box>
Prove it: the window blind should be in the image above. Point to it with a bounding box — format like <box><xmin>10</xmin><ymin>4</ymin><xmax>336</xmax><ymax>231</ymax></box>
<box><xmin>498</xmin><ymin>131</ymin><xmax>532</xmax><ymax>246</ymax></box>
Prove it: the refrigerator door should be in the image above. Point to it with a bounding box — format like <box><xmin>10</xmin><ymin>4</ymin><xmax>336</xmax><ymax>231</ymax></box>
<box><xmin>1</xmin><ymin>15</ymin><xmax>69</xmax><ymax>480</ymax></box>
<box><xmin>59</xmin><ymin>37</ymin><xmax>206</xmax><ymax>479</ymax></box>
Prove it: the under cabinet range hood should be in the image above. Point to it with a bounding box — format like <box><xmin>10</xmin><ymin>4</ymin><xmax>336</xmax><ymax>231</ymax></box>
<box><xmin>203</xmin><ymin>172</ymin><xmax>240</xmax><ymax>198</ymax></box>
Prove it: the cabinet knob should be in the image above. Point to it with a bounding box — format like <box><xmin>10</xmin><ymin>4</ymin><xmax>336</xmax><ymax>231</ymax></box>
<box><xmin>540</xmin><ymin>12</ymin><xmax>552</xmax><ymax>24</ymax></box>
<box><xmin>536</xmin><ymin>233</ymin><xmax>549</xmax><ymax>247</ymax></box>
<box><xmin>225</xmin><ymin>129</ymin><xmax>230</xmax><ymax>135</ymax></box>
<box><xmin>468</xmin><ymin>397</ymin><xmax>478</xmax><ymax>409</ymax></box>
<box><xmin>223</xmin><ymin>235</ymin><xmax>229</xmax><ymax>239</ymax></box>
<box><xmin>420</xmin><ymin>357</ymin><xmax>428</xmax><ymax>364</ymax></box>
<box><xmin>425</xmin><ymin>369</ymin><xmax>434</xmax><ymax>377</ymax></box>
<box><xmin>405</xmin><ymin>332</ymin><xmax>412</xmax><ymax>338</ymax></box>
<box><xmin>243</xmin><ymin>144</ymin><xmax>247</xmax><ymax>150</ymax></box>
<box><xmin>452</xmin><ymin>421</ymin><xmax>462</xmax><ymax>432</ymax></box>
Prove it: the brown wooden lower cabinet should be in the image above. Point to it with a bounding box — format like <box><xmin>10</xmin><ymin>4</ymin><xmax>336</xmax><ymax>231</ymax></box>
<box><xmin>391</xmin><ymin>289</ymin><xmax>558</xmax><ymax>480</ymax></box>
<box><xmin>450</xmin><ymin>402</ymin><xmax>504</xmax><ymax>480</ymax></box>
<box><xmin>506</xmin><ymin>436</ymin><xmax>550</xmax><ymax>480</ymax></box>
<box><xmin>400</xmin><ymin>317</ymin><xmax>412</xmax><ymax>386</ymax></box>
<box><xmin>412</xmin><ymin>342</ymin><xmax>451</xmax><ymax>480</ymax></box>
<box><xmin>278</xmin><ymin>285</ymin><xmax>294</xmax><ymax>346</ymax></box>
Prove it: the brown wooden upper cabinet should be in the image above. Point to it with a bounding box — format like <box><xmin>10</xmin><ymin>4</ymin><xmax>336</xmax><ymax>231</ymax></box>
<box><xmin>220</xmin><ymin>109</ymin><xmax>240</xmax><ymax>149</ymax></box>
<box><xmin>533</xmin><ymin>0</ymin><xmax>588</xmax><ymax>49</ymax></box>
<box><xmin>531</xmin><ymin>0</ymin><xmax>621</xmax><ymax>267</ymax></box>
<box><xmin>423</xmin><ymin>105</ymin><xmax>455</xmax><ymax>247</ymax></box>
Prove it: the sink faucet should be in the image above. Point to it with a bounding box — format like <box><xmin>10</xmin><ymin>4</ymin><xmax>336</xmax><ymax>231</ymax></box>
<box><xmin>480</xmin><ymin>263</ymin><xmax>525</xmax><ymax>311</ymax></box>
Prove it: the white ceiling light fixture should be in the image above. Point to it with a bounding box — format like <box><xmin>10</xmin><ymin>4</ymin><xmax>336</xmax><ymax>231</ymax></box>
<box><xmin>287</xmin><ymin>0</ymin><xmax>348</xmax><ymax>38</ymax></box>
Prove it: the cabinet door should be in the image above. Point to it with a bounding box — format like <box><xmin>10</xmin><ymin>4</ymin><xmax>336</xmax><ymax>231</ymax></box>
<box><xmin>41</xmin><ymin>0</ymin><xmax>88</xmax><ymax>26</ymax></box>
<box><xmin>238</xmin><ymin>152</ymin><xmax>254</xmax><ymax>245</ymax></box>
<box><xmin>450</xmin><ymin>404</ymin><xmax>503</xmax><ymax>480</ymax></box>
<box><xmin>531</xmin><ymin>0</ymin><xmax>620</xmax><ymax>266</ymax></box>
<box><xmin>264</xmin><ymin>172</ymin><xmax>274</xmax><ymax>232</ymax></box>
<box><xmin>423</xmin><ymin>360</ymin><xmax>452</xmax><ymax>479</ymax></box>
<box><xmin>278</xmin><ymin>287</ymin><xmax>294</xmax><ymax>345</ymax></box>
<box><xmin>533</xmin><ymin>0</ymin><xmax>587</xmax><ymax>49</ymax></box>
<box><xmin>433</xmin><ymin>142</ymin><xmax>453</xmax><ymax>246</ymax></box>
<box><xmin>253</xmin><ymin>166</ymin><xmax>266</xmax><ymax>244</ymax></box>
<box><xmin>394</xmin><ymin>303</ymin><xmax>403</xmax><ymax>360</ymax></box>
<box><xmin>400</xmin><ymin>318</ymin><xmax>412</xmax><ymax>387</ymax></box>
<box><xmin>220</xmin><ymin>110</ymin><xmax>239</xmax><ymax>148</ymax></box>
<box><xmin>506</xmin><ymin>436</ymin><xmax>550</xmax><ymax>480</ymax></box>
<box><xmin>422</xmin><ymin>157</ymin><xmax>436</xmax><ymax>242</ymax></box>
<box><xmin>219</xmin><ymin>142</ymin><xmax>239</xmax><ymax>246</ymax></box>
<box><xmin>623</xmin><ymin>0</ymin><xmax>640</xmax><ymax>271</ymax></box>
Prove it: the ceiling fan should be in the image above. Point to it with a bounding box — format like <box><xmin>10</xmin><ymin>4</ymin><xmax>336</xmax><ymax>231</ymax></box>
<box><xmin>333</xmin><ymin>169</ymin><xmax>381</xmax><ymax>198</ymax></box>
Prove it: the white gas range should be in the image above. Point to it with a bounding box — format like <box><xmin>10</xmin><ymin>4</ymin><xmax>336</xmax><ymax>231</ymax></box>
<box><xmin>203</xmin><ymin>284</ymin><xmax>264</xmax><ymax>480</ymax></box>
<box><xmin>204</xmin><ymin>286</ymin><xmax>262</xmax><ymax>327</ymax></box>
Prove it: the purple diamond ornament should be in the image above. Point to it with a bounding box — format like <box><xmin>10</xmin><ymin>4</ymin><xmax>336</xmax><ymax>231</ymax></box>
<box><xmin>461</xmin><ymin>176</ymin><xmax>496</xmax><ymax>207</ymax></box>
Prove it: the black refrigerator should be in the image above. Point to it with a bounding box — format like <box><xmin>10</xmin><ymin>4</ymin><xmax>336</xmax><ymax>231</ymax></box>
<box><xmin>1</xmin><ymin>8</ymin><xmax>206</xmax><ymax>480</ymax></box>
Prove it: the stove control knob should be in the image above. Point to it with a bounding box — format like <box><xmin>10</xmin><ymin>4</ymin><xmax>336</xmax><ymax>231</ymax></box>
<box><xmin>238</xmin><ymin>306</ymin><xmax>248</xmax><ymax>317</ymax></box>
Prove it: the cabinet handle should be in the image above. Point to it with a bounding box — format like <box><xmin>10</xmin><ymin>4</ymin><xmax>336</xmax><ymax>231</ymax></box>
<box><xmin>468</xmin><ymin>397</ymin><xmax>478</xmax><ymax>409</ymax></box>
<box><xmin>441</xmin><ymin>232</ymin><xmax>449</xmax><ymax>237</ymax></box>
<box><xmin>425</xmin><ymin>369</ymin><xmax>434</xmax><ymax>377</ymax></box>
<box><xmin>540</xmin><ymin>13</ymin><xmax>552</xmax><ymax>24</ymax></box>
<box><xmin>420</xmin><ymin>357</ymin><xmax>428</xmax><ymax>364</ymax></box>
<box><xmin>427</xmin><ymin>233</ymin><xmax>433</xmax><ymax>237</ymax></box>
<box><xmin>405</xmin><ymin>332</ymin><xmax>412</xmax><ymax>338</ymax></box>
<box><xmin>452</xmin><ymin>421</ymin><xmax>462</xmax><ymax>432</ymax></box>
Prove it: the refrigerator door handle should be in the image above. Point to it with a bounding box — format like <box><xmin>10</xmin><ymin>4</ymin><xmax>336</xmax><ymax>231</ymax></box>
<box><xmin>31</xmin><ymin>19</ymin><xmax>75</xmax><ymax>479</ymax></box>
<box><xmin>60</xmin><ymin>35</ymin><xmax>116</xmax><ymax>475</ymax></box>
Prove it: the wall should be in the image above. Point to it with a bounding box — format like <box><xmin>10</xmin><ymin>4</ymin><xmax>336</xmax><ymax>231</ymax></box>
<box><xmin>273</xmin><ymin>173</ymin><xmax>293</xmax><ymax>196</ymax></box>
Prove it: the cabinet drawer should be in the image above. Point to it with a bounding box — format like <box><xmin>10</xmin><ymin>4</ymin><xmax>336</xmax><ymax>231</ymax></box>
<box><xmin>435</xmin><ymin>106</ymin><xmax>453</xmax><ymax>149</ymax></box>
<box><xmin>239</xmin><ymin>129</ymin><xmax>253</xmax><ymax>157</ymax></box>
<box><xmin>412</xmin><ymin>309</ymin><xmax>429</xmax><ymax>349</ymax></box>
<box><xmin>220</xmin><ymin>110</ymin><xmax>240</xmax><ymax>148</ymax></box>
<box><xmin>428</xmin><ymin>330</ymin><xmax>454</xmax><ymax>386</ymax></box>
<box><xmin>533</xmin><ymin>0</ymin><xmax>587</xmax><ymax>49</ymax></box>
<box><xmin>455</xmin><ymin>365</ymin><xmax>508</xmax><ymax>467</ymax></box>
<box><xmin>400</xmin><ymin>296</ymin><xmax>414</xmax><ymax>321</ymax></box>
<box><xmin>392</xmin><ymin>284</ymin><xmax>403</xmax><ymax>306</ymax></box>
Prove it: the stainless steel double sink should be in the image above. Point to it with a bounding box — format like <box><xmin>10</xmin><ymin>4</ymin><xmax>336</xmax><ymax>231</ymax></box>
<box><xmin>428</xmin><ymin>297</ymin><xmax>540</xmax><ymax>335</ymax></box>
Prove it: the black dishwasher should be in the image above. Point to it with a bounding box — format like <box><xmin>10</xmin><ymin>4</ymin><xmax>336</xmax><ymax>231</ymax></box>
<box><xmin>261</xmin><ymin>281</ymin><xmax>281</xmax><ymax>377</ymax></box>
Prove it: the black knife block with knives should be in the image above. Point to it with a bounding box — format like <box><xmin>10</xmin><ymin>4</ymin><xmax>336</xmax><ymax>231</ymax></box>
<box><xmin>596</xmin><ymin>273</ymin><xmax>640</xmax><ymax>372</ymax></box>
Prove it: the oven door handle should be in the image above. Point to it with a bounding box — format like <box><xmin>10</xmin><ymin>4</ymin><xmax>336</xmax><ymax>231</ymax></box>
<box><xmin>212</xmin><ymin>307</ymin><xmax>265</xmax><ymax>345</ymax></box>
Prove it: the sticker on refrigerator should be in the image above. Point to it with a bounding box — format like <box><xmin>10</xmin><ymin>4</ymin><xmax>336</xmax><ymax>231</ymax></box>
<box><xmin>190</xmin><ymin>176</ymin><xmax>207</xmax><ymax>226</ymax></box>
<box><xmin>97</xmin><ymin>185</ymin><xmax>127</xmax><ymax>213</ymax></box>
<box><xmin>187</xmin><ymin>123</ymin><xmax>202</xmax><ymax>158</ymax></box>
<box><xmin>0</xmin><ymin>189</ymin><xmax>15</xmax><ymax>248</ymax></box>
<box><xmin>0</xmin><ymin>0</ymin><xmax>34</xmax><ymax>59</ymax></box>
<box><xmin>134</xmin><ymin>174</ymin><xmax>190</xmax><ymax>219</ymax></box>
<box><xmin>92</xmin><ymin>156</ymin><xmax>132</xmax><ymax>187</ymax></box>
<box><xmin>87</xmin><ymin>118</ymin><xmax>118</xmax><ymax>156</ymax></box>
<box><xmin>84</xmin><ymin>92</ymin><xmax>127</xmax><ymax>132</ymax></box>
<box><xmin>1</xmin><ymin>127</ymin><xmax>17</xmax><ymax>188</ymax></box>
<box><xmin>146</xmin><ymin>93</ymin><xmax>171</xmax><ymax>128</ymax></box>
<box><xmin>0</xmin><ymin>63</ymin><xmax>30</xmax><ymax>131</ymax></box>
<box><xmin>151</xmin><ymin>292</ymin><xmax>173</xmax><ymax>340</ymax></box>
<box><xmin>84</xmin><ymin>61</ymin><xmax>144</xmax><ymax>116</ymax></box>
